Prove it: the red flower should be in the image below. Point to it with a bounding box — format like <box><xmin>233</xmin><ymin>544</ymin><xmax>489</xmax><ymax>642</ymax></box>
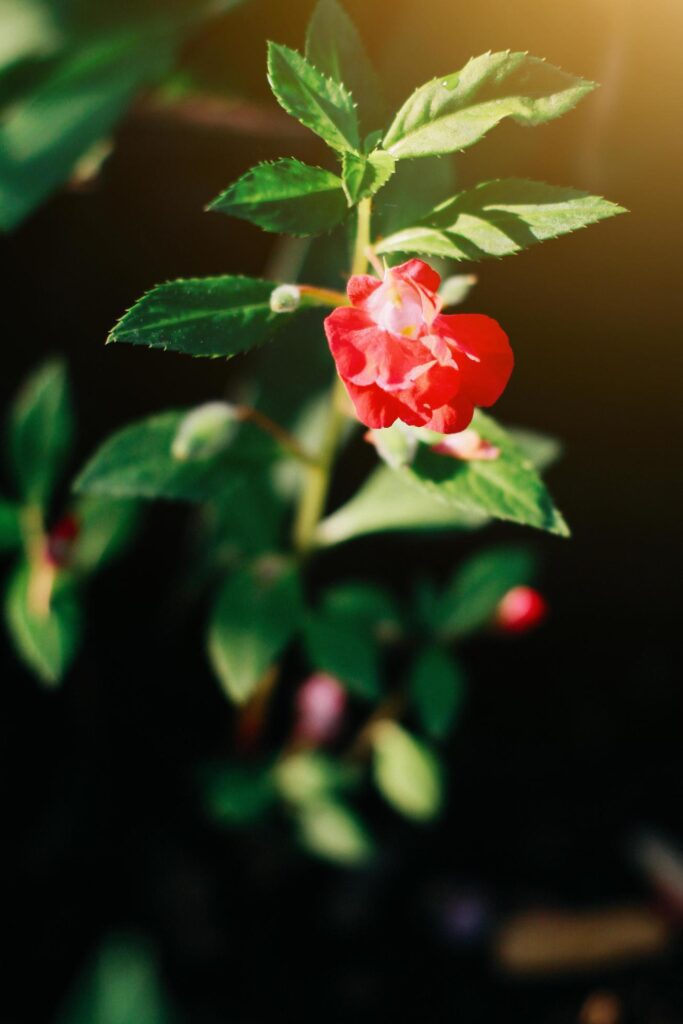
<box><xmin>324</xmin><ymin>259</ymin><xmax>513</xmax><ymax>433</ymax></box>
<box><xmin>495</xmin><ymin>586</ymin><xmax>548</xmax><ymax>633</ymax></box>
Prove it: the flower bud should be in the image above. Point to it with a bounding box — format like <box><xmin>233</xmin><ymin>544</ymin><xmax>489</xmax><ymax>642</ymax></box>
<box><xmin>45</xmin><ymin>515</ymin><xmax>80</xmax><ymax>568</ymax></box>
<box><xmin>294</xmin><ymin>672</ymin><xmax>347</xmax><ymax>745</ymax></box>
<box><xmin>495</xmin><ymin>586</ymin><xmax>548</xmax><ymax>633</ymax></box>
<box><xmin>432</xmin><ymin>428</ymin><xmax>499</xmax><ymax>461</ymax></box>
<box><xmin>171</xmin><ymin>402</ymin><xmax>240</xmax><ymax>462</ymax></box>
<box><xmin>269</xmin><ymin>284</ymin><xmax>301</xmax><ymax>314</ymax></box>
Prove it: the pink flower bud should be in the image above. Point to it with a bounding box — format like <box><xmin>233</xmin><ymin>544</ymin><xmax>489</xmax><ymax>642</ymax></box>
<box><xmin>431</xmin><ymin>428</ymin><xmax>500</xmax><ymax>461</ymax></box>
<box><xmin>495</xmin><ymin>586</ymin><xmax>548</xmax><ymax>633</ymax></box>
<box><xmin>45</xmin><ymin>515</ymin><xmax>80</xmax><ymax>568</ymax></box>
<box><xmin>294</xmin><ymin>673</ymin><xmax>347</xmax><ymax>745</ymax></box>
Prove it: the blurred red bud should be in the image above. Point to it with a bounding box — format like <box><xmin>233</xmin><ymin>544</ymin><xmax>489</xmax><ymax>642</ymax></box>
<box><xmin>294</xmin><ymin>673</ymin><xmax>347</xmax><ymax>745</ymax></box>
<box><xmin>495</xmin><ymin>586</ymin><xmax>548</xmax><ymax>633</ymax></box>
<box><xmin>45</xmin><ymin>515</ymin><xmax>80</xmax><ymax>568</ymax></box>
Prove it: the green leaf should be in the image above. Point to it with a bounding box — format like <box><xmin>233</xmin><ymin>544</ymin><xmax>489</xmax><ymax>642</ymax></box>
<box><xmin>371</xmin><ymin>721</ymin><xmax>443</xmax><ymax>822</ymax></box>
<box><xmin>409</xmin><ymin>646</ymin><xmax>467</xmax><ymax>740</ymax></box>
<box><xmin>376</xmin><ymin>179</ymin><xmax>626</xmax><ymax>260</ymax></box>
<box><xmin>304</xmin><ymin>607</ymin><xmax>381</xmax><ymax>701</ymax></box>
<box><xmin>439</xmin><ymin>273</ymin><xmax>478</xmax><ymax>307</ymax></box>
<box><xmin>5</xmin><ymin>563</ymin><xmax>81</xmax><ymax>685</ymax></box>
<box><xmin>507</xmin><ymin>426</ymin><xmax>562</xmax><ymax>473</ymax></box>
<box><xmin>203</xmin><ymin>763</ymin><xmax>276</xmax><ymax>826</ymax></box>
<box><xmin>267</xmin><ymin>41</ymin><xmax>359</xmax><ymax>153</ymax></box>
<box><xmin>295</xmin><ymin>798</ymin><xmax>374</xmax><ymax>866</ymax></box>
<box><xmin>0</xmin><ymin>29</ymin><xmax>175</xmax><ymax>231</ymax></box>
<box><xmin>208</xmin><ymin>158</ymin><xmax>348</xmax><ymax>236</ymax></box>
<box><xmin>436</xmin><ymin>544</ymin><xmax>536</xmax><ymax>639</ymax></box>
<box><xmin>274</xmin><ymin>751</ymin><xmax>356</xmax><ymax>807</ymax></box>
<box><xmin>375</xmin><ymin>151</ymin><xmax>457</xmax><ymax>237</ymax></box>
<box><xmin>208</xmin><ymin>558</ymin><xmax>303</xmax><ymax>704</ymax></box>
<box><xmin>74</xmin><ymin>410</ymin><xmax>259</xmax><ymax>502</ymax></box>
<box><xmin>342</xmin><ymin>148</ymin><xmax>395</xmax><ymax>204</ymax></box>
<box><xmin>316</xmin><ymin>465</ymin><xmax>488</xmax><ymax>547</ymax></box>
<box><xmin>9</xmin><ymin>359</ymin><xmax>73</xmax><ymax>506</ymax></box>
<box><xmin>72</xmin><ymin>496</ymin><xmax>139</xmax><ymax>574</ymax></box>
<box><xmin>0</xmin><ymin>0</ymin><xmax>62</xmax><ymax>74</ymax></box>
<box><xmin>383</xmin><ymin>51</ymin><xmax>595</xmax><ymax>160</ymax></box>
<box><xmin>402</xmin><ymin>410</ymin><xmax>569</xmax><ymax>536</ymax></box>
<box><xmin>107</xmin><ymin>276</ymin><xmax>291</xmax><ymax>358</ymax></box>
<box><xmin>0</xmin><ymin>498</ymin><xmax>22</xmax><ymax>551</ymax></box>
<box><xmin>305</xmin><ymin>0</ymin><xmax>384</xmax><ymax>132</ymax></box>
<box><xmin>321</xmin><ymin>582</ymin><xmax>401</xmax><ymax>641</ymax></box>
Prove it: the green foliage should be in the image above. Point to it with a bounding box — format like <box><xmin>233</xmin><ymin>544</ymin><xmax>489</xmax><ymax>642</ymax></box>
<box><xmin>5</xmin><ymin>563</ymin><xmax>81</xmax><ymax>685</ymax></box>
<box><xmin>0</xmin><ymin>0</ymin><xmax>62</xmax><ymax>73</ymax></box>
<box><xmin>371</xmin><ymin>721</ymin><xmax>443</xmax><ymax>821</ymax></box>
<box><xmin>377</xmin><ymin>179</ymin><xmax>626</xmax><ymax>260</ymax></box>
<box><xmin>267</xmin><ymin>41</ymin><xmax>360</xmax><ymax>153</ymax></box>
<box><xmin>72</xmin><ymin>496</ymin><xmax>139</xmax><ymax>574</ymax></box>
<box><xmin>296</xmin><ymin>797</ymin><xmax>374</xmax><ymax>866</ymax></box>
<box><xmin>383</xmin><ymin>51</ymin><xmax>595</xmax><ymax>160</ymax></box>
<box><xmin>107</xmin><ymin>276</ymin><xmax>291</xmax><ymax>358</ymax></box>
<box><xmin>208</xmin><ymin>158</ymin><xmax>348</xmax><ymax>236</ymax></box>
<box><xmin>342</xmin><ymin>149</ymin><xmax>396</xmax><ymax>204</ymax></box>
<box><xmin>0</xmin><ymin>498</ymin><xmax>21</xmax><ymax>551</ymax></box>
<box><xmin>305</xmin><ymin>0</ymin><xmax>384</xmax><ymax>132</ymax></box>
<box><xmin>304</xmin><ymin>604</ymin><xmax>382</xmax><ymax>701</ymax></box>
<box><xmin>275</xmin><ymin>751</ymin><xmax>355</xmax><ymax>806</ymax></box>
<box><xmin>9</xmin><ymin>358</ymin><xmax>73</xmax><ymax>507</ymax></box>
<box><xmin>208</xmin><ymin>559</ymin><xmax>303</xmax><ymax>703</ymax></box>
<box><xmin>321</xmin><ymin>581</ymin><xmax>401</xmax><ymax>641</ymax></box>
<box><xmin>203</xmin><ymin>763</ymin><xmax>276</xmax><ymax>826</ymax></box>
<box><xmin>409</xmin><ymin>646</ymin><xmax>467</xmax><ymax>740</ymax></box>
<box><xmin>436</xmin><ymin>544</ymin><xmax>537</xmax><ymax>639</ymax></box>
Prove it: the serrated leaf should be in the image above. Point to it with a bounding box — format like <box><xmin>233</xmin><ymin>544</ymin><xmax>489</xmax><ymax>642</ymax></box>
<box><xmin>371</xmin><ymin>721</ymin><xmax>443</xmax><ymax>821</ymax></box>
<box><xmin>296</xmin><ymin>798</ymin><xmax>374</xmax><ymax>866</ymax></box>
<box><xmin>9</xmin><ymin>359</ymin><xmax>74</xmax><ymax>507</ymax></box>
<box><xmin>5</xmin><ymin>563</ymin><xmax>81</xmax><ymax>685</ymax></box>
<box><xmin>316</xmin><ymin>465</ymin><xmax>488</xmax><ymax>547</ymax></box>
<box><xmin>208</xmin><ymin>158</ymin><xmax>347</xmax><ymax>236</ymax></box>
<box><xmin>437</xmin><ymin>544</ymin><xmax>537</xmax><ymax>639</ymax></box>
<box><xmin>375</xmin><ymin>152</ymin><xmax>457</xmax><ymax>237</ymax></box>
<box><xmin>0</xmin><ymin>498</ymin><xmax>22</xmax><ymax>551</ymax></box>
<box><xmin>304</xmin><ymin>608</ymin><xmax>381</xmax><ymax>701</ymax></box>
<box><xmin>377</xmin><ymin>179</ymin><xmax>626</xmax><ymax>260</ymax></box>
<box><xmin>383</xmin><ymin>51</ymin><xmax>595</xmax><ymax>160</ymax></box>
<box><xmin>402</xmin><ymin>411</ymin><xmax>569</xmax><ymax>536</ymax></box>
<box><xmin>409</xmin><ymin>646</ymin><xmax>467</xmax><ymax>740</ymax></box>
<box><xmin>208</xmin><ymin>559</ymin><xmax>303</xmax><ymax>704</ymax></box>
<box><xmin>108</xmin><ymin>276</ymin><xmax>288</xmax><ymax>358</ymax></box>
<box><xmin>73</xmin><ymin>410</ymin><xmax>261</xmax><ymax>502</ymax></box>
<box><xmin>305</xmin><ymin>0</ymin><xmax>384</xmax><ymax>132</ymax></box>
<box><xmin>267</xmin><ymin>41</ymin><xmax>359</xmax><ymax>153</ymax></box>
<box><xmin>342</xmin><ymin>148</ymin><xmax>395</xmax><ymax>204</ymax></box>
<box><xmin>0</xmin><ymin>29</ymin><xmax>175</xmax><ymax>231</ymax></box>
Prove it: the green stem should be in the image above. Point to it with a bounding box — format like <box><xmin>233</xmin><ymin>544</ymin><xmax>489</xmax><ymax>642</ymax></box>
<box><xmin>292</xmin><ymin>197</ymin><xmax>373</xmax><ymax>555</ymax></box>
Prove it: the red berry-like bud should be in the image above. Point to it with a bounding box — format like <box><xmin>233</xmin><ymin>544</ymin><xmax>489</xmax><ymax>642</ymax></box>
<box><xmin>294</xmin><ymin>673</ymin><xmax>347</xmax><ymax>745</ymax></box>
<box><xmin>45</xmin><ymin>515</ymin><xmax>80</xmax><ymax>568</ymax></box>
<box><xmin>495</xmin><ymin>586</ymin><xmax>548</xmax><ymax>634</ymax></box>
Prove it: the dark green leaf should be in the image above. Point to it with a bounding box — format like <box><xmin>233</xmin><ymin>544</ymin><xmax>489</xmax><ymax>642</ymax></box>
<box><xmin>203</xmin><ymin>763</ymin><xmax>276</xmax><ymax>826</ymax></box>
<box><xmin>371</xmin><ymin>721</ymin><xmax>443</xmax><ymax>821</ymax></box>
<box><xmin>304</xmin><ymin>608</ymin><xmax>381</xmax><ymax>701</ymax></box>
<box><xmin>9</xmin><ymin>358</ymin><xmax>73</xmax><ymax>506</ymax></box>
<box><xmin>267</xmin><ymin>41</ymin><xmax>359</xmax><ymax>153</ymax></box>
<box><xmin>208</xmin><ymin>558</ymin><xmax>303</xmax><ymax>704</ymax></box>
<box><xmin>383</xmin><ymin>51</ymin><xmax>595</xmax><ymax>160</ymax></box>
<box><xmin>377</xmin><ymin>179</ymin><xmax>626</xmax><ymax>260</ymax></box>
<box><xmin>5</xmin><ymin>563</ymin><xmax>81</xmax><ymax>685</ymax></box>
<box><xmin>208</xmin><ymin>158</ymin><xmax>348</xmax><ymax>235</ymax></box>
<box><xmin>342</xmin><ymin>148</ymin><xmax>395</xmax><ymax>204</ymax></box>
<box><xmin>0</xmin><ymin>498</ymin><xmax>22</xmax><ymax>551</ymax></box>
<box><xmin>436</xmin><ymin>544</ymin><xmax>537</xmax><ymax>639</ymax></box>
<box><xmin>409</xmin><ymin>646</ymin><xmax>467</xmax><ymax>740</ymax></box>
<box><xmin>321</xmin><ymin>582</ymin><xmax>401</xmax><ymax>640</ymax></box>
<box><xmin>375</xmin><ymin>152</ymin><xmax>457</xmax><ymax>237</ymax></box>
<box><xmin>72</xmin><ymin>496</ymin><xmax>140</xmax><ymax>574</ymax></box>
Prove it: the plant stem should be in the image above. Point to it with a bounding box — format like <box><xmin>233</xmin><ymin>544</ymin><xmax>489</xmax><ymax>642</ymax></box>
<box><xmin>237</xmin><ymin>406</ymin><xmax>317</xmax><ymax>465</ymax></box>
<box><xmin>292</xmin><ymin>198</ymin><xmax>373</xmax><ymax>555</ymax></box>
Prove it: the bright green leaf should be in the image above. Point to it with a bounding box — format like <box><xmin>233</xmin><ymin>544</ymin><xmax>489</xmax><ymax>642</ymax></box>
<box><xmin>436</xmin><ymin>544</ymin><xmax>536</xmax><ymax>639</ymax></box>
<box><xmin>377</xmin><ymin>179</ymin><xmax>626</xmax><ymax>260</ymax></box>
<box><xmin>0</xmin><ymin>0</ymin><xmax>61</xmax><ymax>74</ymax></box>
<box><xmin>383</xmin><ymin>51</ymin><xmax>595</xmax><ymax>160</ymax></box>
<box><xmin>267</xmin><ymin>41</ymin><xmax>359</xmax><ymax>153</ymax></box>
<box><xmin>409</xmin><ymin>646</ymin><xmax>467</xmax><ymax>740</ymax></box>
<box><xmin>342</xmin><ymin>148</ymin><xmax>395</xmax><ymax>204</ymax></box>
<box><xmin>9</xmin><ymin>358</ymin><xmax>73</xmax><ymax>506</ymax></box>
<box><xmin>208</xmin><ymin>558</ymin><xmax>303</xmax><ymax>704</ymax></box>
<box><xmin>371</xmin><ymin>721</ymin><xmax>443</xmax><ymax>822</ymax></box>
<box><xmin>170</xmin><ymin>401</ymin><xmax>240</xmax><ymax>461</ymax></box>
<box><xmin>275</xmin><ymin>751</ymin><xmax>356</xmax><ymax>807</ymax></box>
<box><xmin>296</xmin><ymin>798</ymin><xmax>374</xmax><ymax>866</ymax></box>
<box><xmin>0</xmin><ymin>498</ymin><xmax>22</xmax><ymax>551</ymax></box>
<box><xmin>5</xmin><ymin>563</ymin><xmax>81</xmax><ymax>685</ymax></box>
<box><xmin>439</xmin><ymin>273</ymin><xmax>477</xmax><ymax>307</ymax></box>
<box><xmin>208</xmin><ymin>158</ymin><xmax>348</xmax><ymax>235</ymax></box>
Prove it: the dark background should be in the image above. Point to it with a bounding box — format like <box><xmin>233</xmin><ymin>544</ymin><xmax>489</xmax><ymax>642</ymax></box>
<box><xmin>1</xmin><ymin>0</ymin><xmax>681</xmax><ymax>1020</ymax></box>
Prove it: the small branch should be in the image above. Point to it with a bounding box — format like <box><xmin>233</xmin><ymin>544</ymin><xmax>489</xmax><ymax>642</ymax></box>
<box><xmin>237</xmin><ymin>405</ymin><xmax>318</xmax><ymax>465</ymax></box>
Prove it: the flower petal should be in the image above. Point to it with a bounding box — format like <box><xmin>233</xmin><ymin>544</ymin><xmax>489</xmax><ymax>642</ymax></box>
<box><xmin>347</xmin><ymin>274</ymin><xmax>382</xmax><ymax>307</ymax></box>
<box><xmin>394</xmin><ymin>258</ymin><xmax>442</xmax><ymax>294</ymax></box>
<box><xmin>426</xmin><ymin>395</ymin><xmax>475</xmax><ymax>434</ymax></box>
<box><xmin>343</xmin><ymin>380</ymin><xmax>426</xmax><ymax>429</ymax></box>
<box><xmin>435</xmin><ymin>313</ymin><xmax>513</xmax><ymax>406</ymax></box>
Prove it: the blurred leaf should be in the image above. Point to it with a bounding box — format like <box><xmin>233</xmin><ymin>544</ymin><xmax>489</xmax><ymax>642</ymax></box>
<box><xmin>296</xmin><ymin>798</ymin><xmax>374</xmax><ymax>866</ymax></box>
<box><xmin>403</xmin><ymin>411</ymin><xmax>569</xmax><ymax>536</ymax></box>
<box><xmin>267</xmin><ymin>41</ymin><xmax>359</xmax><ymax>153</ymax></box>
<box><xmin>436</xmin><ymin>544</ymin><xmax>536</xmax><ymax>639</ymax></box>
<box><xmin>321</xmin><ymin>581</ymin><xmax>401</xmax><ymax>640</ymax></box>
<box><xmin>74</xmin><ymin>410</ymin><xmax>264</xmax><ymax>502</ymax></box>
<box><xmin>369</xmin><ymin>423</ymin><xmax>418</xmax><ymax>469</ymax></box>
<box><xmin>274</xmin><ymin>751</ymin><xmax>356</xmax><ymax>806</ymax></box>
<box><xmin>5</xmin><ymin>562</ymin><xmax>80</xmax><ymax>685</ymax></box>
<box><xmin>383</xmin><ymin>52</ymin><xmax>595</xmax><ymax>160</ymax></box>
<box><xmin>507</xmin><ymin>426</ymin><xmax>562</xmax><ymax>472</ymax></box>
<box><xmin>304</xmin><ymin>607</ymin><xmax>381</xmax><ymax>701</ymax></box>
<box><xmin>0</xmin><ymin>29</ymin><xmax>175</xmax><ymax>231</ymax></box>
<box><xmin>203</xmin><ymin>763</ymin><xmax>275</xmax><ymax>826</ymax></box>
<box><xmin>72</xmin><ymin>496</ymin><xmax>139</xmax><ymax>574</ymax></box>
<box><xmin>371</xmin><ymin>720</ymin><xmax>443</xmax><ymax>821</ymax></box>
<box><xmin>377</xmin><ymin>179</ymin><xmax>625</xmax><ymax>260</ymax></box>
<box><xmin>208</xmin><ymin>158</ymin><xmax>347</xmax><ymax>235</ymax></box>
<box><xmin>342</xmin><ymin>149</ymin><xmax>395</xmax><ymax>204</ymax></box>
<box><xmin>55</xmin><ymin>934</ymin><xmax>174</xmax><ymax>1024</ymax></box>
<box><xmin>9</xmin><ymin>358</ymin><xmax>73</xmax><ymax>506</ymax></box>
<box><xmin>208</xmin><ymin>559</ymin><xmax>303</xmax><ymax>704</ymax></box>
<box><xmin>0</xmin><ymin>497</ymin><xmax>22</xmax><ymax>551</ymax></box>
<box><xmin>316</xmin><ymin>465</ymin><xmax>487</xmax><ymax>546</ymax></box>
<box><xmin>439</xmin><ymin>273</ymin><xmax>477</xmax><ymax>307</ymax></box>
<box><xmin>409</xmin><ymin>646</ymin><xmax>467</xmax><ymax>740</ymax></box>
<box><xmin>305</xmin><ymin>0</ymin><xmax>384</xmax><ymax>132</ymax></box>
<box><xmin>211</xmin><ymin>474</ymin><xmax>285</xmax><ymax>558</ymax></box>
<box><xmin>0</xmin><ymin>0</ymin><xmax>62</xmax><ymax>73</ymax></box>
